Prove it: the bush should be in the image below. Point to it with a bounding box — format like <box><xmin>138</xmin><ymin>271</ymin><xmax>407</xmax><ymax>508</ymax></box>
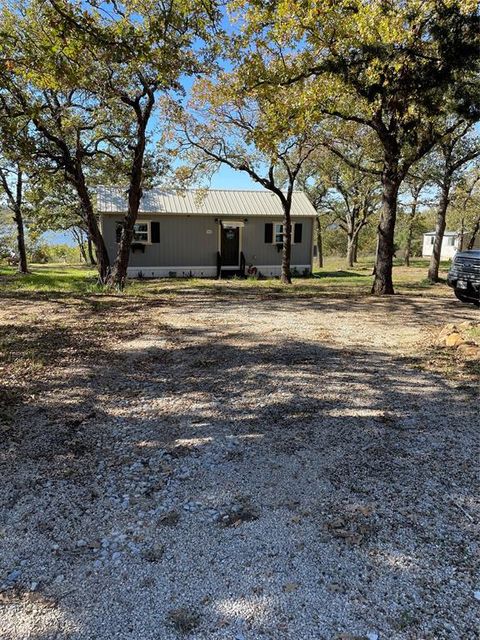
<box><xmin>28</xmin><ymin>242</ymin><xmax>80</xmax><ymax>264</ymax></box>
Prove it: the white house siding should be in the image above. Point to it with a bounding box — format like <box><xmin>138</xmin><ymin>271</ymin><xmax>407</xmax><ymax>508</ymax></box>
<box><xmin>422</xmin><ymin>233</ymin><xmax>459</xmax><ymax>260</ymax></box>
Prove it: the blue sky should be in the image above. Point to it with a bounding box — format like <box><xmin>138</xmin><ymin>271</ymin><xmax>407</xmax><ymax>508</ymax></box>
<box><xmin>208</xmin><ymin>164</ymin><xmax>260</xmax><ymax>190</ymax></box>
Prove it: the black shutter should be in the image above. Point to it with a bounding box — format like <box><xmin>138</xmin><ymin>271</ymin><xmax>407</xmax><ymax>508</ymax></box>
<box><xmin>115</xmin><ymin>222</ymin><xmax>122</xmax><ymax>243</ymax></box>
<box><xmin>151</xmin><ymin>221</ymin><xmax>160</xmax><ymax>243</ymax></box>
<box><xmin>294</xmin><ymin>223</ymin><xmax>303</xmax><ymax>244</ymax></box>
<box><xmin>264</xmin><ymin>223</ymin><xmax>273</xmax><ymax>243</ymax></box>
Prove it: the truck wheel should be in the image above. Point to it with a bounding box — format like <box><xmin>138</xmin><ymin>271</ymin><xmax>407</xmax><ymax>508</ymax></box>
<box><xmin>454</xmin><ymin>288</ymin><xmax>471</xmax><ymax>304</ymax></box>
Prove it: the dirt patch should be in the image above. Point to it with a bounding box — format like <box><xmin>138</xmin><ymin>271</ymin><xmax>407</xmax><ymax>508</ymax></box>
<box><xmin>415</xmin><ymin>320</ymin><xmax>480</xmax><ymax>382</ymax></box>
<box><xmin>0</xmin><ymin>288</ymin><xmax>479</xmax><ymax>639</ymax></box>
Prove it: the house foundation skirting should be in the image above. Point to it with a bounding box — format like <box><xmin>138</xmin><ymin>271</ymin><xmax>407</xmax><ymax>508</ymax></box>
<box><xmin>127</xmin><ymin>265</ymin><xmax>312</xmax><ymax>278</ymax></box>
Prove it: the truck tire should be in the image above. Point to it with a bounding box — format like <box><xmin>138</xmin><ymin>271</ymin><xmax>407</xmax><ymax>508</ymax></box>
<box><xmin>454</xmin><ymin>288</ymin><xmax>480</xmax><ymax>305</ymax></box>
<box><xmin>454</xmin><ymin>288</ymin><xmax>472</xmax><ymax>304</ymax></box>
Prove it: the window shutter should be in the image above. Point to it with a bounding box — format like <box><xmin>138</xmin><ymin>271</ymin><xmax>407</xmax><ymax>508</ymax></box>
<box><xmin>115</xmin><ymin>222</ymin><xmax>123</xmax><ymax>243</ymax></box>
<box><xmin>264</xmin><ymin>223</ymin><xmax>273</xmax><ymax>243</ymax></box>
<box><xmin>151</xmin><ymin>221</ymin><xmax>160</xmax><ymax>243</ymax></box>
<box><xmin>294</xmin><ymin>223</ymin><xmax>303</xmax><ymax>244</ymax></box>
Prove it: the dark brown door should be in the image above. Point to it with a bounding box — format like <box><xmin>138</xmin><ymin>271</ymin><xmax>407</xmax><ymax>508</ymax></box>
<box><xmin>221</xmin><ymin>226</ymin><xmax>239</xmax><ymax>266</ymax></box>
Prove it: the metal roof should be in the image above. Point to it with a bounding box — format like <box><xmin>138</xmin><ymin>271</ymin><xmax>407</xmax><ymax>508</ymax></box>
<box><xmin>96</xmin><ymin>187</ymin><xmax>317</xmax><ymax>217</ymax></box>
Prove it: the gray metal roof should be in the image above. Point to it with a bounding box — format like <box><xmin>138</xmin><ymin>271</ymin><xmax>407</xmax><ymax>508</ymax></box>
<box><xmin>97</xmin><ymin>187</ymin><xmax>317</xmax><ymax>217</ymax></box>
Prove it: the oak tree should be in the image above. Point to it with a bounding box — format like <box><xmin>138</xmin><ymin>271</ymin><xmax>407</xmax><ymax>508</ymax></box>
<box><xmin>235</xmin><ymin>0</ymin><xmax>480</xmax><ymax>293</ymax></box>
<box><xmin>426</xmin><ymin>122</ymin><xmax>480</xmax><ymax>281</ymax></box>
<box><xmin>175</xmin><ymin>75</ymin><xmax>324</xmax><ymax>283</ymax></box>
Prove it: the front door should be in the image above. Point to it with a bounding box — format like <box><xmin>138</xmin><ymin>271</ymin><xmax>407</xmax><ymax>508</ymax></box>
<box><xmin>221</xmin><ymin>226</ymin><xmax>240</xmax><ymax>266</ymax></box>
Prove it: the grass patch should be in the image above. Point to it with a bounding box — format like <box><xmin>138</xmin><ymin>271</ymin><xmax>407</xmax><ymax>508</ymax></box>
<box><xmin>0</xmin><ymin>257</ymin><xmax>453</xmax><ymax>299</ymax></box>
<box><xmin>0</xmin><ymin>264</ymin><xmax>99</xmax><ymax>294</ymax></box>
<box><xmin>466</xmin><ymin>326</ymin><xmax>480</xmax><ymax>343</ymax></box>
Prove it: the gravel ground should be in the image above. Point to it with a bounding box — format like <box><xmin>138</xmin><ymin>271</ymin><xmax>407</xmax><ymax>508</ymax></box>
<box><xmin>0</xmin><ymin>289</ymin><xmax>479</xmax><ymax>640</ymax></box>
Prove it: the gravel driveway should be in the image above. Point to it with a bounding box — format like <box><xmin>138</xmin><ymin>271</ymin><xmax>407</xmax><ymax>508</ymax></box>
<box><xmin>1</xmin><ymin>289</ymin><xmax>479</xmax><ymax>639</ymax></box>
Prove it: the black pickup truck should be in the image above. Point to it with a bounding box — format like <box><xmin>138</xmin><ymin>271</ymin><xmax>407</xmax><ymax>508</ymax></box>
<box><xmin>447</xmin><ymin>250</ymin><xmax>480</xmax><ymax>306</ymax></box>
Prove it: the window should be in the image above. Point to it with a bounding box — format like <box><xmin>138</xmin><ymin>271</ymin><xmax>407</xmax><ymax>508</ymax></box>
<box><xmin>133</xmin><ymin>222</ymin><xmax>149</xmax><ymax>243</ymax></box>
<box><xmin>274</xmin><ymin>223</ymin><xmax>283</xmax><ymax>244</ymax></box>
<box><xmin>115</xmin><ymin>220</ymin><xmax>151</xmax><ymax>244</ymax></box>
<box><xmin>430</xmin><ymin>236</ymin><xmax>435</xmax><ymax>245</ymax></box>
<box><xmin>447</xmin><ymin>236</ymin><xmax>455</xmax><ymax>246</ymax></box>
<box><xmin>265</xmin><ymin>222</ymin><xmax>303</xmax><ymax>244</ymax></box>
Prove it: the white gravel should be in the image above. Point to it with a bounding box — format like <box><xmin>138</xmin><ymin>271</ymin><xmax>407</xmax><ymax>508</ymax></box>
<box><xmin>0</xmin><ymin>290</ymin><xmax>479</xmax><ymax>639</ymax></box>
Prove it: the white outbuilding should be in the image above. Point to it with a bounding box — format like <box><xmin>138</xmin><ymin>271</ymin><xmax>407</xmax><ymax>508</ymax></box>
<box><xmin>422</xmin><ymin>231</ymin><xmax>460</xmax><ymax>260</ymax></box>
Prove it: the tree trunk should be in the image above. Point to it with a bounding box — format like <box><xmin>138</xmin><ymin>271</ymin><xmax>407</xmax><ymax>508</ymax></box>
<box><xmin>109</xmin><ymin>158</ymin><xmax>145</xmax><ymax>288</ymax></box>
<box><xmin>347</xmin><ymin>228</ymin><xmax>361</xmax><ymax>267</ymax></box>
<box><xmin>108</xmin><ymin>93</ymin><xmax>155</xmax><ymax>290</ymax></box>
<box><xmin>353</xmin><ymin>235</ymin><xmax>359</xmax><ymax>263</ymax></box>
<box><xmin>467</xmin><ymin>216</ymin><xmax>480</xmax><ymax>250</ymax></box>
<box><xmin>109</xmin><ymin>165</ymin><xmax>144</xmax><ymax>289</ymax></box>
<box><xmin>346</xmin><ymin>234</ymin><xmax>355</xmax><ymax>268</ymax></box>
<box><xmin>428</xmin><ymin>182</ymin><xmax>450</xmax><ymax>282</ymax></box>
<box><xmin>14</xmin><ymin>171</ymin><xmax>28</xmax><ymax>273</ymax></box>
<box><xmin>79</xmin><ymin>243</ymin><xmax>88</xmax><ymax>263</ymax></box>
<box><xmin>72</xmin><ymin>227</ymin><xmax>88</xmax><ymax>262</ymax></box>
<box><xmin>404</xmin><ymin>188</ymin><xmax>420</xmax><ymax>268</ymax></box>
<box><xmin>459</xmin><ymin>217</ymin><xmax>465</xmax><ymax>251</ymax></box>
<box><xmin>79</xmin><ymin>239</ymin><xmax>88</xmax><ymax>263</ymax></box>
<box><xmin>87</xmin><ymin>235</ymin><xmax>97</xmax><ymax>265</ymax></box>
<box><xmin>371</xmin><ymin>168</ymin><xmax>400</xmax><ymax>295</ymax></box>
<box><xmin>404</xmin><ymin>225</ymin><xmax>412</xmax><ymax>267</ymax></box>
<box><xmin>14</xmin><ymin>206</ymin><xmax>28</xmax><ymax>274</ymax></box>
<box><xmin>281</xmin><ymin>204</ymin><xmax>292</xmax><ymax>284</ymax></box>
<box><xmin>73</xmin><ymin>175</ymin><xmax>110</xmax><ymax>283</ymax></box>
<box><xmin>0</xmin><ymin>166</ymin><xmax>28</xmax><ymax>273</ymax></box>
<box><xmin>316</xmin><ymin>215</ymin><xmax>323</xmax><ymax>268</ymax></box>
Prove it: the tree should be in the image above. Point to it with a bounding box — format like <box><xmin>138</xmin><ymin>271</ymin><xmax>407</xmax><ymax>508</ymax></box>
<box><xmin>323</xmin><ymin>152</ymin><xmax>380</xmax><ymax>268</ymax></box>
<box><xmin>26</xmin><ymin>174</ymin><xmax>96</xmax><ymax>265</ymax></box>
<box><xmin>0</xmin><ymin>110</ymin><xmax>34</xmax><ymax>273</ymax></box>
<box><xmin>427</xmin><ymin>122</ymin><xmax>480</xmax><ymax>282</ymax></box>
<box><xmin>236</xmin><ymin>0</ymin><xmax>480</xmax><ymax>293</ymax></box>
<box><xmin>175</xmin><ymin>75</ymin><xmax>324</xmax><ymax>283</ymax></box>
<box><xmin>44</xmin><ymin>0</ymin><xmax>218</xmax><ymax>289</ymax></box>
<box><xmin>1</xmin><ymin>0</ymin><xmax>218</xmax><ymax>288</ymax></box>
<box><xmin>398</xmin><ymin>174</ymin><xmax>430</xmax><ymax>267</ymax></box>
<box><xmin>0</xmin><ymin>163</ymin><xmax>28</xmax><ymax>273</ymax></box>
<box><xmin>297</xmin><ymin>174</ymin><xmax>327</xmax><ymax>269</ymax></box>
<box><xmin>447</xmin><ymin>165</ymin><xmax>480</xmax><ymax>250</ymax></box>
<box><xmin>0</xmin><ymin>21</ymin><xmax>114</xmax><ymax>281</ymax></box>
<box><xmin>298</xmin><ymin>128</ymin><xmax>382</xmax><ymax>267</ymax></box>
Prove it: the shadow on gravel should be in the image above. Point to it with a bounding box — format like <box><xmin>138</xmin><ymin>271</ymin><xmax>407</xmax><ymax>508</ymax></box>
<box><xmin>1</xmin><ymin>296</ymin><xmax>479</xmax><ymax>639</ymax></box>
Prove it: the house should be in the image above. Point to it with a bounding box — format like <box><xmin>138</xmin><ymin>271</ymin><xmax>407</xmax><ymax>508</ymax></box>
<box><xmin>422</xmin><ymin>230</ymin><xmax>480</xmax><ymax>260</ymax></box>
<box><xmin>98</xmin><ymin>187</ymin><xmax>317</xmax><ymax>278</ymax></box>
<box><xmin>422</xmin><ymin>231</ymin><xmax>460</xmax><ymax>260</ymax></box>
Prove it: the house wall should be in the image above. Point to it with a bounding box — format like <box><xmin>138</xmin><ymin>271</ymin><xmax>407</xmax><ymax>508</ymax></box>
<box><xmin>422</xmin><ymin>234</ymin><xmax>459</xmax><ymax>260</ymax></box>
<box><xmin>101</xmin><ymin>214</ymin><xmax>314</xmax><ymax>277</ymax></box>
<box><xmin>102</xmin><ymin>214</ymin><xmax>218</xmax><ymax>269</ymax></box>
<box><xmin>241</xmin><ymin>217</ymin><xmax>313</xmax><ymax>272</ymax></box>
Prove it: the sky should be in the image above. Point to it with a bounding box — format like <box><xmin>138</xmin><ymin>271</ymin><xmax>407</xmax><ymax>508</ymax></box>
<box><xmin>209</xmin><ymin>165</ymin><xmax>259</xmax><ymax>190</ymax></box>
